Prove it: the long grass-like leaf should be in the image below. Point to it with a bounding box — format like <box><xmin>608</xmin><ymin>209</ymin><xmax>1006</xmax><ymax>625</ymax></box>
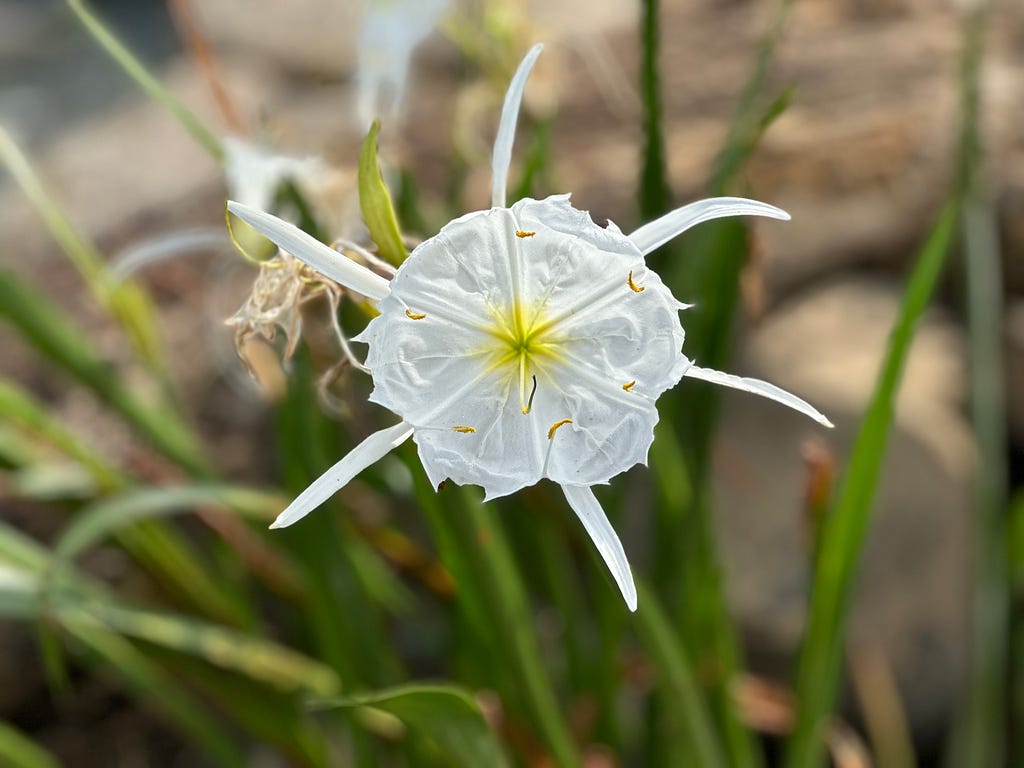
<box><xmin>783</xmin><ymin>205</ymin><xmax>958</xmax><ymax>768</ymax></box>
<box><xmin>5</xmin><ymin>545</ymin><xmax>336</xmax><ymax>698</ymax></box>
<box><xmin>643</xmin><ymin>3</ymin><xmax>796</xmax><ymax>764</ymax></box>
<box><xmin>65</xmin><ymin>600</ymin><xmax>340</xmax><ymax>696</ymax></box>
<box><xmin>50</xmin><ymin>485</ymin><xmax>282</xmax><ymax>565</ymax></box>
<box><xmin>69</xmin><ymin>621</ymin><xmax>245</xmax><ymax>767</ymax></box>
<box><xmin>0</xmin><ymin>556</ymin><xmax>243</xmax><ymax>765</ymax></box>
<box><xmin>638</xmin><ymin>0</ymin><xmax>670</xmax><ymax>219</ymax></box>
<box><xmin>167</xmin><ymin>657</ymin><xmax>331</xmax><ymax>767</ymax></box>
<box><xmin>47</xmin><ymin>485</ymin><xmax>287</xmax><ymax>626</ymax></box>
<box><xmin>950</xmin><ymin>2</ymin><xmax>1007</xmax><ymax>764</ymax></box>
<box><xmin>1010</xmin><ymin>492</ymin><xmax>1024</xmax><ymax>763</ymax></box>
<box><xmin>65</xmin><ymin>0</ymin><xmax>223</xmax><ymax>161</ymax></box>
<box><xmin>0</xmin><ymin>721</ymin><xmax>59</xmax><ymax>768</ymax></box>
<box><xmin>0</xmin><ymin>269</ymin><xmax>208</xmax><ymax>475</ymax></box>
<box><xmin>634</xmin><ymin>580</ymin><xmax>726</xmax><ymax>767</ymax></box>
<box><xmin>0</xmin><ymin>126</ymin><xmax>165</xmax><ymax>369</ymax></box>
<box><xmin>315</xmin><ymin>684</ymin><xmax>508</xmax><ymax>766</ymax></box>
<box><xmin>0</xmin><ymin>377</ymin><xmax>121</xmax><ymax>491</ymax></box>
<box><xmin>0</xmin><ymin>524</ymin><xmax>50</xmax><ymax>573</ymax></box>
<box><xmin>410</xmin><ymin>466</ymin><xmax>581</xmax><ymax>767</ymax></box>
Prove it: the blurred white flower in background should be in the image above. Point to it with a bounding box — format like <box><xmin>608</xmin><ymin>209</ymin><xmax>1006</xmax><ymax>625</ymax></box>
<box><xmin>357</xmin><ymin>0</ymin><xmax>450</xmax><ymax>128</ymax></box>
<box><xmin>229</xmin><ymin>45</ymin><xmax>831</xmax><ymax>612</ymax></box>
<box><xmin>222</xmin><ymin>136</ymin><xmax>328</xmax><ymax>213</ymax></box>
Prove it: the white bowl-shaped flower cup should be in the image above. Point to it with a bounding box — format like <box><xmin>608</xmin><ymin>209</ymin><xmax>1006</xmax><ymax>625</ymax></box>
<box><xmin>227</xmin><ymin>44</ymin><xmax>831</xmax><ymax>612</ymax></box>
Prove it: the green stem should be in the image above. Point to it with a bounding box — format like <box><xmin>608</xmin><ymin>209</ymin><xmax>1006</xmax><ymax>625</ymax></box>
<box><xmin>634</xmin><ymin>580</ymin><xmax>727</xmax><ymax>768</ymax></box>
<box><xmin>639</xmin><ymin>0</ymin><xmax>671</xmax><ymax>218</ymax></box>
<box><xmin>0</xmin><ymin>126</ymin><xmax>166</xmax><ymax>372</ymax></box>
<box><xmin>951</xmin><ymin>2</ymin><xmax>1008</xmax><ymax>764</ymax></box>
<box><xmin>66</xmin><ymin>0</ymin><xmax>223</xmax><ymax>161</ymax></box>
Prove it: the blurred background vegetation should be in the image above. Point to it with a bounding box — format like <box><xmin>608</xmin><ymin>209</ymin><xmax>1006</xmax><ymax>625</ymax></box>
<box><xmin>0</xmin><ymin>0</ymin><xmax>1021</xmax><ymax>765</ymax></box>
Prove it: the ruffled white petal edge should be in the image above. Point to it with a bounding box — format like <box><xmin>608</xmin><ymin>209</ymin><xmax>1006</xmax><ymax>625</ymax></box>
<box><xmin>562</xmin><ymin>484</ymin><xmax>637</xmax><ymax>612</ymax></box>
<box><xmin>627</xmin><ymin>197</ymin><xmax>790</xmax><ymax>256</ymax></box>
<box><xmin>491</xmin><ymin>43</ymin><xmax>543</xmax><ymax>209</ymax></box>
<box><xmin>684</xmin><ymin>365</ymin><xmax>833</xmax><ymax>428</ymax></box>
<box><xmin>227</xmin><ymin>201</ymin><xmax>391</xmax><ymax>301</ymax></box>
<box><xmin>271</xmin><ymin>422</ymin><xmax>414</xmax><ymax>528</ymax></box>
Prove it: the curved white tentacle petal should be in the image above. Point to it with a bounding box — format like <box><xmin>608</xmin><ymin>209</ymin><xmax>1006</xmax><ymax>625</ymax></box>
<box><xmin>227</xmin><ymin>201</ymin><xmax>391</xmax><ymax>301</ymax></box>
<box><xmin>684</xmin><ymin>365</ymin><xmax>833</xmax><ymax>428</ymax></box>
<box><xmin>491</xmin><ymin>43</ymin><xmax>543</xmax><ymax>209</ymax></box>
<box><xmin>562</xmin><ymin>484</ymin><xmax>637</xmax><ymax>612</ymax></box>
<box><xmin>628</xmin><ymin>197</ymin><xmax>790</xmax><ymax>256</ymax></box>
<box><xmin>271</xmin><ymin>422</ymin><xmax>414</xmax><ymax>528</ymax></box>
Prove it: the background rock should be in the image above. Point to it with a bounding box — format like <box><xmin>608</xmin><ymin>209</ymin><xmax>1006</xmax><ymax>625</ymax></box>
<box><xmin>713</xmin><ymin>278</ymin><xmax>973</xmax><ymax>738</ymax></box>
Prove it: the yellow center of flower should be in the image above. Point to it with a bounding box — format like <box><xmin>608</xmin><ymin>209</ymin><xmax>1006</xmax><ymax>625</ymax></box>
<box><xmin>483</xmin><ymin>301</ymin><xmax>564</xmax><ymax>413</ymax></box>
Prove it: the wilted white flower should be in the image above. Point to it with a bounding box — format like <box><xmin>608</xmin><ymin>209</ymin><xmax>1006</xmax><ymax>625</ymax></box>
<box><xmin>229</xmin><ymin>45</ymin><xmax>830</xmax><ymax>612</ymax></box>
<box><xmin>226</xmin><ymin>252</ymin><xmax>322</xmax><ymax>362</ymax></box>
<box><xmin>223</xmin><ymin>136</ymin><xmax>327</xmax><ymax>213</ymax></box>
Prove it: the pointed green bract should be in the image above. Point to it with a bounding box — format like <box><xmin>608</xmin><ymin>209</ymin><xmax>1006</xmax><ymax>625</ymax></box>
<box><xmin>358</xmin><ymin>121</ymin><xmax>408</xmax><ymax>266</ymax></box>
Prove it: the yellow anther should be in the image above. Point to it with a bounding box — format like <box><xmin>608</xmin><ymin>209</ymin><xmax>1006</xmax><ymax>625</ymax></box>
<box><xmin>405</xmin><ymin>309</ymin><xmax>427</xmax><ymax>320</ymax></box>
<box><xmin>515</xmin><ymin>230</ymin><xmax>536</xmax><ymax>238</ymax></box>
<box><xmin>622</xmin><ymin>380</ymin><xmax>636</xmax><ymax>392</ymax></box>
<box><xmin>627</xmin><ymin>270</ymin><xmax>645</xmax><ymax>293</ymax></box>
<box><xmin>547</xmin><ymin>418</ymin><xmax>573</xmax><ymax>440</ymax></box>
<box><xmin>452</xmin><ymin>425</ymin><xmax>476</xmax><ymax>433</ymax></box>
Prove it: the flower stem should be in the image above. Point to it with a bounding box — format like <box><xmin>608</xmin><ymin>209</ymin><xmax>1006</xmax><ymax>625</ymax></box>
<box><xmin>949</xmin><ymin>1</ymin><xmax>1009</xmax><ymax>765</ymax></box>
<box><xmin>66</xmin><ymin>0</ymin><xmax>223</xmax><ymax>162</ymax></box>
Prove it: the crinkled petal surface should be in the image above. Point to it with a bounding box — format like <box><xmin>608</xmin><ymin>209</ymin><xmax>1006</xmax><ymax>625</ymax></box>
<box><xmin>357</xmin><ymin>195</ymin><xmax>689</xmax><ymax>499</ymax></box>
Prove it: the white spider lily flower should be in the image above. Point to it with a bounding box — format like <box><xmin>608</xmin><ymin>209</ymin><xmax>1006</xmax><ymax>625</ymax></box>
<box><xmin>223</xmin><ymin>136</ymin><xmax>327</xmax><ymax>213</ymax></box>
<box><xmin>228</xmin><ymin>44</ymin><xmax>831</xmax><ymax>612</ymax></box>
<box><xmin>357</xmin><ymin>0</ymin><xmax>450</xmax><ymax>128</ymax></box>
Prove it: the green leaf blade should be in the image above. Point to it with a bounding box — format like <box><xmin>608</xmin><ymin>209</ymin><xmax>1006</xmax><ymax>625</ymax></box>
<box><xmin>317</xmin><ymin>684</ymin><xmax>507</xmax><ymax>767</ymax></box>
<box><xmin>783</xmin><ymin>205</ymin><xmax>958</xmax><ymax>768</ymax></box>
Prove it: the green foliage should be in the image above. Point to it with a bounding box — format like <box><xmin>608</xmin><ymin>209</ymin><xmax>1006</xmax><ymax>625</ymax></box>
<box><xmin>65</xmin><ymin>0</ymin><xmax>223</xmax><ymax>161</ymax></box>
<box><xmin>0</xmin><ymin>722</ymin><xmax>59</xmax><ymax>768</ymax></box>
<box><xmin>1</xmin><ymin>1</ymin><xmax>1011</xmax><ymax>765</ymax></box>
<box><xmin>0</xmin><ymin>270</ymin><xmax>208</xmax><ymax>475</ymax></box>
<box><xmin>359</xmin><ymin>121</ymin><xmax>409</xmax><ymax>266</ymax></box>
<box><xmin>0</xmin><ymin>127</ymin><xmax>166</xmax><ymax>371</ymax></box>
<box><xmin>316</xmin><ymin>684</ymin><xmax>507</xmax><ymax>766</ymax></box>
<box><xmin>783</xmin><ymin>206</ymin><xmax>958</xmax><ymax>768</ymax></box>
